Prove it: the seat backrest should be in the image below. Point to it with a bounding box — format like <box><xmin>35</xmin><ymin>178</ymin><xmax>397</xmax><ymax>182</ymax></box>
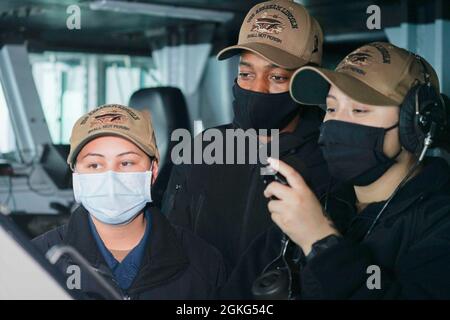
<box><xmin>129</xmin><ymin>87</ymin><xmax>191</xmax><ymax>206</ymax></box>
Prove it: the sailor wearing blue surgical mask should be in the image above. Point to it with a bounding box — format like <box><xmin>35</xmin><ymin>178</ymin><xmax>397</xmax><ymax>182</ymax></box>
<box><xmin>33</xmin><ymin>104</ymin><xmax>226</xmax><ymax>300</ymax></box>
<box><xmin>72</xmin><ymin>138</ymin><xmax>155</xmax><ymax>228</ymax></box>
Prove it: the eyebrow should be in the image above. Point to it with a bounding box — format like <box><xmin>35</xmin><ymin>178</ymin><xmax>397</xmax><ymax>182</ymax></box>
<box><xmin>239</xmin><ymin>60</ymin><xmax>282</xmax><ymax>71</ymax></box>
<box><xmin>326</xmin><ymin>94</ymin><xmax>337</xmax><ymax>101</ymax></box>
<box><xmin>239</xmin><ymin>60</ymin><xmax>252</xmax><ymax>68</ymax></box>
<box><xmin>82</xmin><ymin>153</ymin><xmax>104</xmax><ymax>159</ymax></box>
<box><xmin>81</xmin><ymin>151</ymin><xmax>141</xmax><ymax>160</ymax></box>
<box><xmin>116</xmin><ymin>151</ymin><xmax>141</xmax><ymax>157</ymax></box>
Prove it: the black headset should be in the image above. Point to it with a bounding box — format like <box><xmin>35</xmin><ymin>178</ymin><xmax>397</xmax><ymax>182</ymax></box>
<box><xmin>398</xmin><ymin>55</ymin><xmax>448</xmax><ymax>159</ymax></box>
<box><xmin>366</xmin><ymin>54</ymin><xmax>449</xmax><ymax>237</ymax></box>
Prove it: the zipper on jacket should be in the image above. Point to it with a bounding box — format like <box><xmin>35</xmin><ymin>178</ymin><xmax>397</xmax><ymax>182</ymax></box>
<box><xmin>93</xmin><ymin>267</ymin><xmax>127</xmax><ymax>300</ymax></box>
<box><xmin>166</xmin><ymin>183</ymin><xmax>182</xmax><ymax>215</ymax></box>
<box><xmin>193</xmin><ymin>192</ymin><xmax>205</xmax><ymax>231</ymax></box>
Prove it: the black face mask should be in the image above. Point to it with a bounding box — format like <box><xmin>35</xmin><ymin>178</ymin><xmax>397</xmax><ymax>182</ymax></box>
<box><xmin>232</xmin><ymin>81</ymin><xmax>300</xmax><ymax>131</ymax></box>
<box><xmin>318</xmin><ymin>120</ymin><xmax>401</xmax><ymax>186</ymax></box>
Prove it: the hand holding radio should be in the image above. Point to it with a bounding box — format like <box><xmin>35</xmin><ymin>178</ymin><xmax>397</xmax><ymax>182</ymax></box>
<box><xmin>263</xmin><ymin>158</ymin><xmax>338</xmax><ymax>256</ymax></box>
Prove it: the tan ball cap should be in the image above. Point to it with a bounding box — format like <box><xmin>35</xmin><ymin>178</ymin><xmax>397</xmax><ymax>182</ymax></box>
<box><xmin>217</xmin><ymin>0</ymin><xmax>323</xmax><ymax>69</ymax></box>
<box><xmin>67</xmin><ymin>104</ymin><xmax>160</xmax><ymax>169</ymax></box>
<box><xmin>290</xmin><ymin>42</ymin><xmax>440</xmax><ymax>108</ymax></box>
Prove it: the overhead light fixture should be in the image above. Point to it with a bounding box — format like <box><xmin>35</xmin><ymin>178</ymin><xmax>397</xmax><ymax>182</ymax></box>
<box><xmin>89</xmin><ymin>0</ymin><xmax>234</xmax><ymax>23</ymax></box>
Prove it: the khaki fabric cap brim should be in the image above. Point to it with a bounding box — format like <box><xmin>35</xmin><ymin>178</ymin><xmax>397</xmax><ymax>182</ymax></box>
<box><xmin>290</xmin><ymin>66</ymin><xmax>401</xmax><ymax>108</ymax></box>
<box><xmin>68</xmin><ymin>130</ymin><xmax>158</xmax><ymax>170</ymax></box>
<box><xmin>217</xmin><ymin>42</ymin><xmax>310</xmax><ymax>70</ymax></box>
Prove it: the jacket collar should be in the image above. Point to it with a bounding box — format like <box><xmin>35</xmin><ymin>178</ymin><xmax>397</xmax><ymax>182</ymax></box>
<box><xmin>382</xmin><ymin>157</ymin><xmax>450</xmax><ymax>214</ymax></box>
<box><xmin>64</xmin><ymin>204</ymin><xmax>189</xmax><ymax>293</ymax></box>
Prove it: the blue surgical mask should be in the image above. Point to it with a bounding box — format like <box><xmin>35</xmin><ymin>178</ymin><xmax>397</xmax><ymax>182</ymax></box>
<box><xmin>72</xmin><ymin>170</ymin><xmax>152</xmax><ymax>225</ymax></box>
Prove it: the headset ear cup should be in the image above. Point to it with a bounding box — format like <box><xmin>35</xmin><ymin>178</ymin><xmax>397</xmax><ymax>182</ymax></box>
<box><xmin>399</xmin><ymin>86</ymin><xmax>423</xmax><ymax>154</ymax></box>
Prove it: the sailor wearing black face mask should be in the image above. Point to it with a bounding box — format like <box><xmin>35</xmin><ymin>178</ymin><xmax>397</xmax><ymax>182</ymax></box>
<box><xmin>163</xmin><ymin>0</ymin><xmax>331</xmax><ymax>273</ymax></box>
<box><xmin>318</xmin><ymin>120</ymin><xmax>402</xmax><ymax>186</ymax></box>
<box><xmin>231</xmin><ymin>80</ymin><xmax>301</xmax><ymax>131</ymax></box>
<box><xmin>221</xmin><ymin>42</ymin><xmax>450</xmax><ymax>300</ymax></box>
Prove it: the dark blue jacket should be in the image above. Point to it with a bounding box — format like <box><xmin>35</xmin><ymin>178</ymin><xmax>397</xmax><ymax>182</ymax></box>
<box><xmin>33</xmin><ymin>205</ymin><xmax>226</xmax><ymax>300</ymax></box>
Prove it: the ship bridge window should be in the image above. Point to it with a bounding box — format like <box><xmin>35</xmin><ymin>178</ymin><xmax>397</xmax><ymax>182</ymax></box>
<box><xmin>30</xmin><ymin>52</ymin><xmax>158</xmax><ymax>144</ymax></box>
